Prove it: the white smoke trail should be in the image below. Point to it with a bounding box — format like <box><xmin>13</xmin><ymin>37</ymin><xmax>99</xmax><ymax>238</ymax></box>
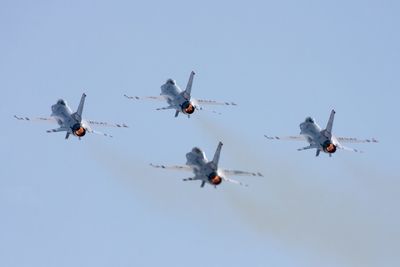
<box><xmin>194</xmin><ymin>114</ymin><xmax>400</xmax><ymax>267</ymax></box>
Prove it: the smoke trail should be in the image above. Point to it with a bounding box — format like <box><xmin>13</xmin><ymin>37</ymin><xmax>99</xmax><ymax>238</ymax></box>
<box><xmin>86</xmin><ymin>115</ymin><xmax>400</xmax><ymax>266</ymax></box>
<box><xmin>87</xmin><ymin>140</ymin><xmax>188</xmax><ymax>210</ymax></box>
<box><xmin>86</xmin><ymin>139</ymin><xmax>234</xmax><ymax>221</ymax></box>
<box><xmin>194</xmin><ymin>114</ymin><xmax>400</xmax><ymax>267</ymax></box>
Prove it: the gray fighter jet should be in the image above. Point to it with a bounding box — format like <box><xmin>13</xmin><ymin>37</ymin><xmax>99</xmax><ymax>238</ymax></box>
<box><xmin>265</xmin><ymin>109</ymin><xmax>378</xmax><ymax>157</ymax></box>
<box><xmin>15</xmin><ymin>93</ymin><xmax>128</xmax><ymax>139</ymax></box>
<box><xmin>151</xmin><ymin>142</ymin><xmax>263</xmax><ymax>188</ymax></box>
<box><xmin>124</xmin><ymin>71</ymin><xmax>237</xmax><ymax>117</ymax></box>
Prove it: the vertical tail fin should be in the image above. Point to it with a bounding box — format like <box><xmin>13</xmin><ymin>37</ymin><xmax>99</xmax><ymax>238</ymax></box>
<box><xmin>325</xmin><ymin>109</ymin><xmax>335</xmax><ymax>135</ymax></box>
<box><xmin>212</xmin><ymin>141</ymin><xmax>223</xmax><ymax>167</ymax></box>
<box><xmin>73</xmin><ymin>93</ymin><xmax>86</xmax><ymax>122</ymax></box>
<box><xmin>184</xmin><ymin>71</ymin><xmax>195</xmax><ymax>98</ymax></box>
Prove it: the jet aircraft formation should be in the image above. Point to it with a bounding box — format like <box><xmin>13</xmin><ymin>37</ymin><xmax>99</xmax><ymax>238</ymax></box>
<box><xmin>15</xmin><ymin>71</ymin><xmax>378</xmax><ymax>188</ymax></box>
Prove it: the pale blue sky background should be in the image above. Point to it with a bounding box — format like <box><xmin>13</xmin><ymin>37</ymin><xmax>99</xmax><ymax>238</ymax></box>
<box><xmin>1</xmin><ymin>1</ymin><xmax>399</xmax><ymax>267</ymax></box>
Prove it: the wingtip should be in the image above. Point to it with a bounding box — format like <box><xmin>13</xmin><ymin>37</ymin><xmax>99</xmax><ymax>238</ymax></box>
<box><xmin>149</xmin><ymin>163</ymin><xmax>158</xmax><ymax>168</ymax></box>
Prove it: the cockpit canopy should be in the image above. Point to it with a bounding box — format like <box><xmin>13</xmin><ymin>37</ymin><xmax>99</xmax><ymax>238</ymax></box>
<box><xmin>192</xmin><ymin>147</ymin><xmax>203</xmax><ymax>154</ymax></box>
<box><xmin>305</xmin><ymin>117</ymin><xmax>315</xmax><ymax>123</ymax></box>
<box><xmin>57</xmin><ymin>99</ymin><xmax>66</xmax><ymax>106</ymax></box>
<box><xmin>166</xmin><ymin>79</ymin><xmax>176</xmax><ymax>85</ymax></box>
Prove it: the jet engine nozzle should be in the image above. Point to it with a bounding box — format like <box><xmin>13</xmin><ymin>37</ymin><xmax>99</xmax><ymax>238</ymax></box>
<box><xmin>72</xmin><ymin>123</ymin><xmax>86</xmax><ymax>137</ymax></box>
<box><xmin>322</xmin><ymin>140</ymin><xmax>337</xmax><ymax>153</ymax></box>
<box><xmin>208</xmin><ymin>172</ymin><xmax>222</xmax><ymax>186</ymax></box>
<box><xmin>181</xmin><ymin>101</ymin><xmax>195</xmax><ymax>115</ymax></box>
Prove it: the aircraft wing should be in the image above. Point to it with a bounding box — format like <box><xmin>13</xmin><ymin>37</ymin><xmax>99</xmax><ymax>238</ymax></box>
<box><xmin>124</xmin><ymin>94</ymin><xmax>166</xmax><ymax>101</ymax></box>
<box><xmin>336</xmin><ymin>137</ymin><xmax>378</xmax><ymax>144</ymax></box>
<box><xmin>85</xmin><ymin>120</ymin><xmax>128</xmax><ymax>128</ymax></box>
<box><xmin>338</xmin><ymin>145</ymin><xmax>364</xmax><ymax>153</ymax></box>
<box><xmin>264</xmin><ymin>135</ymin><xmax>306</xmax><ymax>141</ymax></box>
<box><xmin>221</xmin><ymin>169</ymin><xmax>264</xmax><ymax>177</ymax></box>
<box><xmin>14</xmin><ymin>115</ymin><xmax>57</xmax><ymax>124</ymax></box>
<box><xmin>222</xmin><ymin>177</ymin><xmax>248</xmax><ymax>187</ymax></box>
<box><xmin>150</xmin><ymin>163</ymin><xmax>193</xmax><ymax>172</ymax></box>
<box><xmin>85</xmin><ymin>129</ymin><xmax>113</xmax><ymax>138</ymax></box>
<box><xmin>195</xmin><ymin>99</ymin><xmax>237</xmax><ymax>106</ymax></box>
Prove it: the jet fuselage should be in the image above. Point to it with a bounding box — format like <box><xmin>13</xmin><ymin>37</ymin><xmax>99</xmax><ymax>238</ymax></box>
<box><xmin>299</xmin><ymin>117</ymin><xmax>337</xmax><ymax>154</ymax></box>
<box><xmin>51</xmin><ymin>100</ymin><xmax>77</xmax><ymax>128</ymax></box>
<box><xmin>185</xmin><ymin>147</ymin><xmax>222</xmax><ymax>186</ymax></box>
<box><xmin>160</xmin><ymin>78</ymin><xmax>195</xmax><ymax>116</ymax></box>
<box><xmin>51</xmin><ymin>99</ymin><xmax>86</xmax><ymax>138</ymax></box>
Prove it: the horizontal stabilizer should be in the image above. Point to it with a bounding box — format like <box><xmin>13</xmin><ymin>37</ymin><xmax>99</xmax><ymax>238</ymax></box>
<box><xmin>156</xmin><ymin>106</ymin><xmax>175</xmax><ymax>111</ymax></box>
<box><xmin>183</xmin><ymin>177</ymin><xmax>200</xmax><ymax>181</ymax></box>
<box><xmin>46</xmin><ymin>127</ymin><xmax>68</xmax><ymax>133</ymax></box>
<box><xmin>297</xmin><ymin>145</ymin><xmax>318</xmax><ymax>151</ymax></box>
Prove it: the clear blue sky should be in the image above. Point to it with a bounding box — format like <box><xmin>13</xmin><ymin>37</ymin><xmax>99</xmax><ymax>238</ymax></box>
<box><xmin>1</xmin><ymin>1</ymin><xmax>399</xmax><ymax>266</ymax></box>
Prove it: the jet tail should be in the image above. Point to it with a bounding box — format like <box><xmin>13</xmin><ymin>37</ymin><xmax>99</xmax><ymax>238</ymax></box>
<box><xmin>212</xmin><ymin>141</ymin><xmax>223</xmax><ymax>167</ymax></box>
<box><xmin>183</xmin><ymin>71</ymin><xmax>195</xmax><ymax>99</ymax></box>
<box><xmin>324</xmin><ymin>109</ymin><xmax>335</xmax><ymax>137</ymax></box>
<box><xmin>72</xmin><ymin>93</ymin><xmax>86</xmax><ymax>122</ymax></box>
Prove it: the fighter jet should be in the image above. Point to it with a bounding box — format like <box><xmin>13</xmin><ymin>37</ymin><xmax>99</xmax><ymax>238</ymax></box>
<box><xmin>124</xmin><ymin>71</ymin><xmax>237</xmax><ymax>118</ymax></box>
<box><xmin>14</xmin><ymin>93</ymin><xmax>128</xmax><ymax>139</ymax></box>
<box><xmin>265</xmin><ymin>109</ymin><xmax>378</xmax><ymax>157</ymax></box>
<box><xmin>150</xmin><ymin>141</ymin><xmax>263</xmax><ymax>188</ymax></box>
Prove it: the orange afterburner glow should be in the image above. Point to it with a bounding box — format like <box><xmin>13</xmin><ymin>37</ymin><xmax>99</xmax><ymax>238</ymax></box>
<box><xmin>181</xmin><ymin>101</ymin><xmax>195</xmax><ymax>115</ymax></box>
<box><xmin>72</xmin><ymin>123</ymin><xmax>87</xmax><ymax>137</ymax></box>
<box><xmin>184</xmin><ymin>103</ymin><xmax>195</xmax><ymax>114</ymax></box>
<box><xmin>211</xmin><ymin>175</ymin><xmax>222</xmax><ymax>185</ymax></box>
<box><xmin>322</xmin><ymin>141</ymin><xmax>337</xmax><ymax>154</ymax></box>
<box><xmin>74</xmin><ymin>127</ymin><xmax>86</xmax><ymax>137</ymax></box>
<box><xmin>208</xmin><ymin>172</ymin><xmax>222</xmax><ymax>185</ymax></box>
<box><xmin>326</xmin><ymin>143</ymin><xmax>336</xmax><ymax>153</ymax></box>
